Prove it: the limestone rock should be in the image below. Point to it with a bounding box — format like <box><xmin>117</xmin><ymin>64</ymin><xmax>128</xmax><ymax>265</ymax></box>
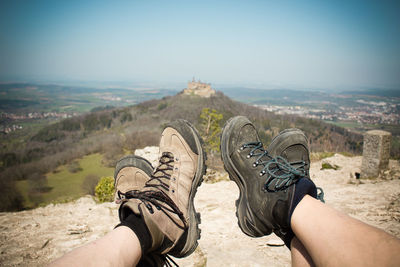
<box><xmin>134</xmin><ymin>146</ymin><xmax>159</xmax><ymax>167</ymax></box>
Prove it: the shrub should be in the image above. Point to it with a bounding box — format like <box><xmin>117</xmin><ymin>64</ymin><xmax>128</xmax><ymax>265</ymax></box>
<box><xmin>321</xmin><ymin>162</ymin><xmax>340</xmax><ymax>170</ymax></box>
<box><xmin>1</xmin><ymin>152</ymin><xmax>18</xmax><ymax>168</ymax></box>
<box><xmin>67</xmin><ymin>161</ymin><xmax>83</xmax><ymax>173</ymax></box>
<box><xmin>61</xmin><ymin>117</ymin><xmax>81</xmax><ymax>131</ymax></box>
<box><xmin>0</xmin><ymin>173</ymin><xmax>24</xmax><ymax>211</ymax></box>
<box><xmin>82</xmin><ymin>174</ymin><xmax>100</xmax><ymax>195</ymax></box>
<box><xmin>95</xmin><ymin>176</ymin><xmax>114</xmax><ymax>202</ymax></box>
<box><xmin>120</xmin><ymin>112</ymin><xmax>133</xmax><ymax>123</ymax></box>
<box><xmin>157</xmin><ymin>102</ymin><xmax>168</xmax><ymax>110</ymax></box>
<box><xmin>32</xmin><ymin>124</ymin><xmax>65</xmax><ymax>142</ymax></box>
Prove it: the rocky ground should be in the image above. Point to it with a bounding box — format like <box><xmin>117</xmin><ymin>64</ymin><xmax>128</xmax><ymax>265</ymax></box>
<box><xmin>1</xmin><ymin>151</ymin><xmax>399</xmax><ymax>266</ymax></box>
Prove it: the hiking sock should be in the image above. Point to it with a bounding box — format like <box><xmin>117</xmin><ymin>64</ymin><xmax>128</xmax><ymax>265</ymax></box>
<box><xmin>115</xmin><ymin>212</ymin><xmax>152</xmax><ymax>254</ymax></box>
<box><xmin>284</xmin><ymin>178</ymin><xmax>318</xmax><ymax>248</ymax></box>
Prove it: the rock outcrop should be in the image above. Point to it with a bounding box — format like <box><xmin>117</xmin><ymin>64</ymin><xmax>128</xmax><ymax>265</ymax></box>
<box><xmin>1</xmin><ymin>151</ymin><xmax>399</xmax><ymax>266</ymax></box>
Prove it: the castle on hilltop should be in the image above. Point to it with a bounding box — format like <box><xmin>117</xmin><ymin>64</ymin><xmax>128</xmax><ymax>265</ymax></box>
<box><xmin>183</xmin><ymin>77</ymin><xmax>216</xmax><ymax>98</ymax></box>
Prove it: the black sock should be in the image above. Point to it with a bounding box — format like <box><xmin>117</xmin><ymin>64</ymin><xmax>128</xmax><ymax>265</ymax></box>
<box><xmin>289</xmin><ymin>178</ymin><xmax>317</xmax><ymax>221</ymax></box>
<box><xmin>283</xmin><ymin>178</ymin><xmax>318</xmax><ymax>248</ymax></box>
<box><xmin>115</xmin><ymin>212</ymin><xmax>152</xmax><ymax>254</ymax></box>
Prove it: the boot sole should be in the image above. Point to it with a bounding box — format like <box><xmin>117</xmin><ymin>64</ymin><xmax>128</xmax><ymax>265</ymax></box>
<box><xmin>171</xmin><ymin>119</ymin><xmax>207</xmax><ymax>258</ymax></box>
<box><xmin>221</xmin><ymin>116</ymin><xmax>265</xmax><ymax>237</ymax></box>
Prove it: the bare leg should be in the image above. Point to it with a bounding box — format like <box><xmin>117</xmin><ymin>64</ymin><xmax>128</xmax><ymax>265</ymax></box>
<box><xmin>291</xmin><ymin>237</ymin><xmax>315</xmax><ymax>267</ymax></box>
<box><xmin>292</xmin><ymin>195</ymin><xmax>400</xmax><ymax>267</ymax></box>
<box><xmin>50</xmin><ymin>226</ymin><xmax>141</xmax><ymax>267</ymax></box>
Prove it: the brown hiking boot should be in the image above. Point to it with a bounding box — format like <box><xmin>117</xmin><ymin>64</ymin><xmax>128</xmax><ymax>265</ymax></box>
<box><xmin>119</xmin><ymin>119</ymin><xmax>206</xmax><ymax>258</ymax></box>
<box><xmin>114</xmin><ymin>155</ymin><xmax>153</xmax><ymax>203</ymax></box>
<box><xmin>115</xmin><ymin>155</ymin><xmax>172</xmax><ymax>267</ymax></box>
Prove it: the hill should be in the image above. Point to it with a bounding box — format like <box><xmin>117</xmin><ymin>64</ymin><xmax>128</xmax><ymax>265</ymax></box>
<box><xmin>0</xmin><ymin>91</ymin><xmax>363</xmax><ymax>211</ymax></box>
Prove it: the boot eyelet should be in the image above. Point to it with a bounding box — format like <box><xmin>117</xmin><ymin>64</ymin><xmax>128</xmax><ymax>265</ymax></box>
<box><xmin>253</xmin><ymin>163</ymin><xmax>257</xmax><ymax>167</ymax></box>
<box><xmin>246</xmin><ymin>154</ymin><xmax>251</xmax><ymax>159</ymax></box>
<box><xmin>175</xmin><ymin>158</ymin><xmax>179</xmax><ymax>161</ymax></box>
<box><xmin>240</xmin><ymin>146</ymin><xmax>244</xmax><ymax>150</ymax></box>
<box><xmin>172</xmin><ymin>189</ymin><xmax>175</xmax><ymax>193</ymax></box>
<box><xmin>173</xmin><ymin>177</ymin><xmax>176</xmax><ymax>181</ymax></box>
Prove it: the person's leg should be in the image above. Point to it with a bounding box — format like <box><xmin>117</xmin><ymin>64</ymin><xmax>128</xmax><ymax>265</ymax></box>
<box><xmin>292</xmin><ymin>195</ymin><xmax>400</xmax><ymax>267</ymax></box>
<box><xmin>291</xmin><ymin>237</ymin><xmax>315</xmax><ymax>267</ymax></box>
<box><xmin>50</xmin><ymin>226</ymin><xmax>141</xmax><ymax>267</ymax></box>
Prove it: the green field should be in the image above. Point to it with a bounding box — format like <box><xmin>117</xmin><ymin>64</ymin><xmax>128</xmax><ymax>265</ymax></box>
<box><xmin>16</xmin><ymin>153</ymin><xmax>114</xmax><ymax>208</ymax></box>
<box><xmin>324</xmin><ymin>120</ymin><xmax>400</xmax><ymax>135</ymax></box>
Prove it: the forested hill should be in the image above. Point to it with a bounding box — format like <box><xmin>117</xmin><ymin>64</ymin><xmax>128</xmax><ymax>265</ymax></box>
<box><xmin>0</xmin><ymin>91</ymin><xmax>362</xmax><ymax>211</ymax></box>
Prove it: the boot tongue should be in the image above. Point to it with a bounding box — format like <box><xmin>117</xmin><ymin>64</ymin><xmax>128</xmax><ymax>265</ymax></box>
<box><xmin>263</xmin><ymin>156</ymin><xmax>305</xmax><ymax>191</ymax></box>
<box><xmin>237</xmin><ymin>124</ymin><xmax>260</xmax><ymax>148</ymax></box>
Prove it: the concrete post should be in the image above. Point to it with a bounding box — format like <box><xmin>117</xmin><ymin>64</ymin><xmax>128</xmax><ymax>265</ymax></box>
<box><xmin>361</xmin><ymin>130</ymin><xmax>391</xmax><ymax>178</ymax></box>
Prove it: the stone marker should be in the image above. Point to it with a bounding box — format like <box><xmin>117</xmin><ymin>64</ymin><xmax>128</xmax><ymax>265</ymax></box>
<box><xmin>361</xmin><ymin>130</ymin><xmax>391</xmax><ymax>178</ymax></box>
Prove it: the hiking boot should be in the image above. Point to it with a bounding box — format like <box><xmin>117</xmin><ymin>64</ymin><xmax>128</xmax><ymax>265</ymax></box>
<box><xmin>114</xmin><ymin>155</ymin><xmax>154</xmax><ymax>203</ymax></box>
<box><xmin>115</xmin><ymin>155</ymin><xmax>172</xmax><ymax>267</ymax></box>
<box><xmin>221</xmin><ymin>116</ymin><xmax>313</xmax><ymax>240</ymax></box>
<box><xmin>119</xmin><ymin>119</ymin><xmax>206</xmax><ymax>258</ymax></box>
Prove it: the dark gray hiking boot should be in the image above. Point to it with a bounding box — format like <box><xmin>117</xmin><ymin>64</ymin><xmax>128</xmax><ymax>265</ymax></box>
<box><xmin>119</xmin><ymin>119</ymin><xmax>206</xmax><ymax>258</ymax></box>
<box><xmin>221</xmin><ymin>116</ymin><xmax>313</xmax><ymax>240</ymax></box>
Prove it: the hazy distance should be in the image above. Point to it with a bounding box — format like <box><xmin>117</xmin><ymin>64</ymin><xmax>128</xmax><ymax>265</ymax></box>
<box><xmin>1</xmin><ymin>0</ymin><xmax>399</xmax><ymax>91</ymax></box>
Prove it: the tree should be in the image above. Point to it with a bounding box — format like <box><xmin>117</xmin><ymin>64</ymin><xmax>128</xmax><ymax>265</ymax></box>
<box><xmin>199</xmin><ymin>108</ymin><xmax>223</xmax><ymax>155</ymax></box>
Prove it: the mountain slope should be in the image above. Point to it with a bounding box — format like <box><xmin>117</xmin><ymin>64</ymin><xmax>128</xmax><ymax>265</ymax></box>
<box><xmin>0</xmin><ymin>91</ymin><xmax>363</xmax><ymax>211</ymax></box>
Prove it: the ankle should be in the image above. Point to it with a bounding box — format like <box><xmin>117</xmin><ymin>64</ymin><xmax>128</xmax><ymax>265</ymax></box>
<box><xmin>289</xmin><ymin>178</ymin><xmax>318</xmax><ymax>222</ymax></box>
<box><xmin>280</xmin><ymin>178</ymin><xmax>318</xmax><ymax>248</ymax></box>
<box><xmin>115</xmin><ymin>212</ymin><xmax>152</xmax><ymax>254</ymax></box>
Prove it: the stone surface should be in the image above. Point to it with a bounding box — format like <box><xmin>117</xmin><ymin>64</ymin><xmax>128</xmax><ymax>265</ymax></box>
<box><xmin>134</xmin><ymin>146</ymin><xmax>159</xmax><ymax>167</ymax></box>
<box><xmin>361</xmin><ymin>130</ymin><xmax>391</xmax><ymax>178</ymax></box>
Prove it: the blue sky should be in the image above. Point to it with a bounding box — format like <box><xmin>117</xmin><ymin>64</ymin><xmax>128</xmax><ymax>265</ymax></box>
<box><xmin>0</xmin><ymin>0</ymin><xmax>399</xmax><ymax>90</ymax></box>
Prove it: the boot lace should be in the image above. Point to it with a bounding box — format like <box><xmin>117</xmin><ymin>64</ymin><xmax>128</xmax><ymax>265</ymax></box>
<box><xmin>241</xmin><ymin>142</ymin><xmax>307</xmax><ymax>191</ymax></box>
<box><xmin>242</xmin><ymin>141</ymin><xmax>325</xmax><ymax>202</ymax></box>
<box><xmin>146</xmin><ymin>152</ymin><xmax>175</xmax><ymax>191</ymax></box>
<box><xmin>163</xmin><ymin>254</ymin><xmax>179</xmax><ymax>267</ymax></box>
<box><xmin>117</xmin><ymin>152</ymin><xmax>187</xmax><ymax>229</ymax></box>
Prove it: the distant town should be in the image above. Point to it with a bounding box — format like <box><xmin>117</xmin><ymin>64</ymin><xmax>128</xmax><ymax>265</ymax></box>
<box><xmin>255</xmin><ymin>99</ymin><xmax>399</xmax><ymax>126</ymax></box>
<box><xmin>1</xmin><ymin>82</ymin><xmax>399</xmax><ymax>135</ymax></box>
<box><xmin>0</xmin><ymin>111</ymin><xmax>78</xmax><ymax>134</ymax></box>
